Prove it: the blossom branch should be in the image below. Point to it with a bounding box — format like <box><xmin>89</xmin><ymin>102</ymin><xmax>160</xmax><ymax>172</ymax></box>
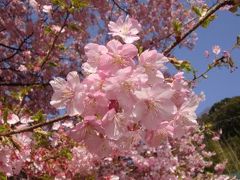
<box><xmin>190</xmin><ymin>55</ymin><xmax>231</xmax><ymax>82</ymax></box>
<box><xmin>0</xmin><ymin>115</ymin><xmax>70</xmax><ymax>137</ymax></box>
<box><xmin>0</xmin><ymin>81</ymin><xmax>50</xmax><ymax>87</ymax></box>
<box><xmin>0</xmin><ymin>43</ymin><xmax>23</xmax><ymax>51</ymax></box>
<box><xmin>0</xmin><ymin>32</ymin><xmax>34</xmax><ymax>62</ymax></box>
<box><xmin>40</xmin><ymin>12</ymin><xmax>70</xmax><ymax>68</ymax></box>
<box><xmin>111</xmin><ymin>0</ymin><xmax>129</xmax><ymax>15</ymax></box>
<box><xmin>163</xmin><ymin>0</ymin><xmax>234</xmax><ymax>56</ymax></box>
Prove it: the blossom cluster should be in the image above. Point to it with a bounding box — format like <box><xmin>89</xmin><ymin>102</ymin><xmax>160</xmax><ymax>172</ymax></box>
<box><xmin>50</xmin><ymin>16</ymin><xmax>204</xmax><ymax>158</ymax></box>
<box><xmin>0</xmin><ymin>15</ymin><xmax>231</xmax><ymax>179</ymax></box>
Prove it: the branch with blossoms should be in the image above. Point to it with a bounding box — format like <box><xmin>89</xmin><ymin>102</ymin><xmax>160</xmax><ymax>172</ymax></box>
<box><xmin>40</xmin><ymin>12</ymin><xmax>70</xmax><ymax>68</ymax></box>
<box><xmin>0</xmin><ymin>2</ymin><xmax>238</xmax><ymax>178</ymax></box>
<box><xmin>163</xmin><ymin>0</ymin><xmax>235</xmax><ymax>56</ymax></box>
<box><xmin>191</xmin><ymin>55</ymin><xmax>236</xmax><ymax>82</ymax></box>
<box><xmin>0</xmin><ymin>115</ymin><xmax>70</xmax><ymax>137</ymax></box>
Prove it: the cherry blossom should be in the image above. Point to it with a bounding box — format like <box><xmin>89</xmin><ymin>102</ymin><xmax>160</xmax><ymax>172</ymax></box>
<box><xmin>0</xmin><ymin>0</ymin><xmax>235</xmax><ymax>178</ymax></box>
<box><xmin>50</xmin><ymin>71</ymin><xmax>84</xmax><ymax>116</ymax></box>
<box><xmin>108</xmin><ymin>15</ymin><xmax>141</xmax><ymax>43</ymax></box>
<box><xmin>212</xmin><ymin>45</ymin><xmax>221</xmax><ymax>55</ymax></box>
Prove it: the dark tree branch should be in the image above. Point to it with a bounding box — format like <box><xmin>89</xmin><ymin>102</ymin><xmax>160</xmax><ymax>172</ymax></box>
<box><xmin>0</xmin><ymin>32</ymin><xmax>34</xmax><ymax>62</ymax></box>
<box><xmin>0</xmin><ymin>43</ymin><xmax>22</xmax><ymax>51</ymax></box>
<box><xmin>0</xmin><ymin>115</ymin><xmax>70</xmax><ymax>137</ymax></box>
<box><xmin>0</xmin><ymin>81</ymin><xmax>49</xmax><ymax>87</ymax></box>
<box><xmin>163</xmin><ymin>0</ymin><xmax>234</xmax><ymax>56</ymax></box>
<box><xmin>111</xmin><ymin>0</ymin><xmax>129</xmax><ymax>15</ymax></box>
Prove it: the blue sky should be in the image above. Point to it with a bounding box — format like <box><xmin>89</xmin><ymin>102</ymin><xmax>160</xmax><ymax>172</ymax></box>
<box><xmin>173</xmin><ymin>10</ymin><xmax>240</xmax><ymax>115</ymax></box>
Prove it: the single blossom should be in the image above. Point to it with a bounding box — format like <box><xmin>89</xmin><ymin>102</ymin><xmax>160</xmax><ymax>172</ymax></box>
<box><xmin>133</xmin><ymin>84</ymin><xmax>177</xmax><ymax>130</ymax></box>
<box><xmin>138</xmin><ymin>49</ymin><xmax>168</xmax><ymax>83</ymax></box>
<box><xmin>139</xmin><ymin>49</ymin><xmax>168</xmax><ymax>70</ymax></box>
<box><xmin>82</xmin><ymin>91</ymin><xmax>110</xmax><ymax>117</ymax></box>
<box><xmin>212</xmin><ymin>45</ymin><xmax>221</xmax><ymax>55</ymax></box>
<box><xmin>204</xmin><ymin>50</ymin><xmax>210</xmax><ymax>58</ymax></box>
<box><xmin>18</xmin><ymin>65</ymin><xmax>27</xmax><ymax>72</ymax></box>
<box><xmin>42</xmin><ymin>5</ymin><xmax>52</xmax><ymax>13</ymax></box>
<box><xmin>68</xmin><ymin>116</ymin><xmax>111</xmax><ymax>157</ymax></box>
<box><xmin>51</xmin><ymin>25</ymin><xmax>65</xmax><ymax>33</ymax></box>
<box><xmin>173</xmin><ymin>93</ymin><xmax>205</xmax><ymax>138</ymax></box>
<box><xmin>101</xmin><ymin>109</ymin><xmax>127</xmax><ymax>141</ymax></box>
<box><xmin>99</xmin><ymin>39</ymin><xmax>138</xmax><ymax>73</ymax></box>
<box><xmin>108</xmin><ymin>15</ymin><xmax>141</xmax><ymax>43</ymax></box>
<box><xmin>50</xmin><ymin>71</ymin><xmax>84</xmax><ymax>116</ymax></box>
<box><xmin>7</xmin><ymin>114</ymin><xmax>20</xmax><ymax>125</ymax></box>
<box><xmin>82</xmin><ymin>43</ymin><xmax>108</xmax><ymax>74</ymax></box>
<box><xmin>103</xmin><ymin>66</ymin><xmax>147</xmax><ymax>112</ymax></box>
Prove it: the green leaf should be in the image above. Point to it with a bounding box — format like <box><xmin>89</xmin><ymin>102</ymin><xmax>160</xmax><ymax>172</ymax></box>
<box><xmin>51</xmin><ymin>0</ymin><xmax>67</xmax><ymax>9</ymax></box>
<box><xmin>2</xmin><ymin>108</ymin><xmax>9</xmax><ymax>122</ymax></box>
<box><xmin>71</xmin><ymin>0</ymin><xmax>89</xmax><ymax>9</ymax></box>
<box><xmin>10</xmin><ymin>87</ymin><xmax>31</xmax><ymax>101</ymax></box>
<box><xmin>33</xmin><ymin>130</ymin><xmax>52</xmax><ymax>148</ymax></box>
<box><xmin>68</xmin><ymin>23</ymin><xmax>80</xmax><ymax>32</ymax></box>
<box><xmin>32</xmin><ymin>111</ymin><xmax>45</xmax><ymax>122</ymax></box>
<box><xmin>208</xmin><ymin>64</ymin><xmax>213</xmax><ymax>70</ymax></box>
<box><xmin>0</xmin><ymin>125</ymin><xmax>8</xmax><ymax>133</ymax></box>
<box><xmin>192</xmin><ymin>6</ymin><xmax>202</xmax><ymax>17</ymax></box>
<box><xmin>59</xmin><ymin>148</ymin><xmax>73</xmax><ymax>160</ymax></box>
<box><xmin>137</xmin><ymin>45</ymin><xmax>144</xmax><ymax>54</ymax></box>
<box><xmin>48</xmin><ymin>62</ymin><xmax>59</xmax><ymax>67</ymax></box>
<box><xmin>0</xmin><ymin>172</ymin><xmax>7</xmax><ymax>180</ymax></box>
<box><xmin>172</xmin><ymin>20</ymin><xmax>182</xmax><ymax>35</ymax></box>
<box><xmin>180</xmin><ymin>61</ymin><xmax>192</xmax><ymax>72</ymax></box>
<box><xmin>44</xmin><ymin>26</ymin><xmax>52</xmax><ymax>34</ymax></box>
<box><xmin>39</xmin><ymin>175</ymin><xmax>54</xmax><ymax>180</ymax></box>
<box><xmin>201</xmin><ymin>14</ymin><xmax>216</xmax><ymax>28</ymax></box>
<box><xmin>57</xmin><ymin>44</ymin><xmax>66</xmax><ymax>51</ymax></box>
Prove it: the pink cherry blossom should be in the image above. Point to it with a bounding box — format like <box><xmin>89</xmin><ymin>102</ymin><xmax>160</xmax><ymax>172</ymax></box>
<box><xmin>108</xmin><ymin>15</ymin><xmax>141</xmax><ymax>44</ymax></box>
<box><xmin>139</xmin><ymin>49</ymin><xmax>168</xmax><ymax>70</ymax></box>
<box><xmin>101</xmin><ymin>109</ymin><xmax>127</xmax><ymax>141</ymax></box>
<box><xmin>51</xmin><ymin>25</ymin><xmax>65</xmax><ymax>33</ymax></box>
<box><xmin>212</xmin><ymin>45</ymin><xmax>221</xmax><ymax>55</ymax></box>
<box><xmin>20</xmin><ymin>116</ymin><xmax>34</xmax><ymax>124</ymax></box>
<box><xmin>42</xmin><ymin>5</ymin><xmax>52</xmax><ymax>13</ymax></box>
<box><xmin>204</xmin><ymin>50</ymin><xmax>210</xmax><ymax>58</ymax></box>
<box><xmin>50</xmin><ymin>71</ymin><xmax>84</xmax><ymax>116</ymax></box>
<box><xmin>0</xmin><ymin>146</ymin><xmax>13</xmax><ymax>176</ymax></box>
<box><xmin>82</xmin><ymin>91</ymin><xmax>110</xmax><ymax>117</ymax></box>
<box><xmin>7</xmin><ymin>114</ymin><xmax>20</xmax><ymax>125</ymax></box>
<box><xmin>18</xmin><ymin>65</ymin><xmax>28</xmax><ymax>72</ymax></box>
<box><xmin>82</xmin><ymin>43</ymin><xmax>108</xmax><ymax>74</ymax></box>
<box><xmin>99</xmin><ymin>39</ymin><xmax>138</xmax><ymax>73</ymax></box>
<box><xmin>133</xmin><ymin>84</ymin><xmax>177</xmax><ymax>130</ymax></box>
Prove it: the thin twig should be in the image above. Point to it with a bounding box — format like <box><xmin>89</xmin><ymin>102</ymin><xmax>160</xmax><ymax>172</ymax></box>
<box><xmin>0</xmin><ymin>43</ymin><xmax>23</xmax><ymax>51</ymax></box>
<box><xmin>0</xmin><ymin>115</ymin><xmax>70</xmax><ymax>137</ymax></box>
<box><xmin>190</xmin><ymin>56</ymin><xmax>226</xmax><ymax>82</ymax></box>
<box><xmin>0</xmin><ymin>32</ymin><xmax>34</xmax><ymax>62</ymax></box>
<box><xmin>0</xmin><ymin>81</ymin><xmax>49</xmax><ymax>87</ymax></box>
<box><xmin>163</xmin><ymin>0</ymin><xmax>234</xmax><ymax>56</ymax></box>
<box><xmin>111</xmin><ymin>0</ymin><xmax>129</xmax><ymax>15</ymax></box>
<box><xmin>40</xmin><ymin>12</ymin><xmax>70</xmax><ymax>68</ymax></box>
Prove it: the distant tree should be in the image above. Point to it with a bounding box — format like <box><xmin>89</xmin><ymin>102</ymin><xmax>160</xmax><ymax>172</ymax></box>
<box><xmin>199</xmin><ymin>96</ymin><xmax>240</xmax><ymax>174</ymax></box>
<box><xmin>199</xmin><ymin>96</ymin><xmax>240</xmax><ymax>139</ymax></box>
